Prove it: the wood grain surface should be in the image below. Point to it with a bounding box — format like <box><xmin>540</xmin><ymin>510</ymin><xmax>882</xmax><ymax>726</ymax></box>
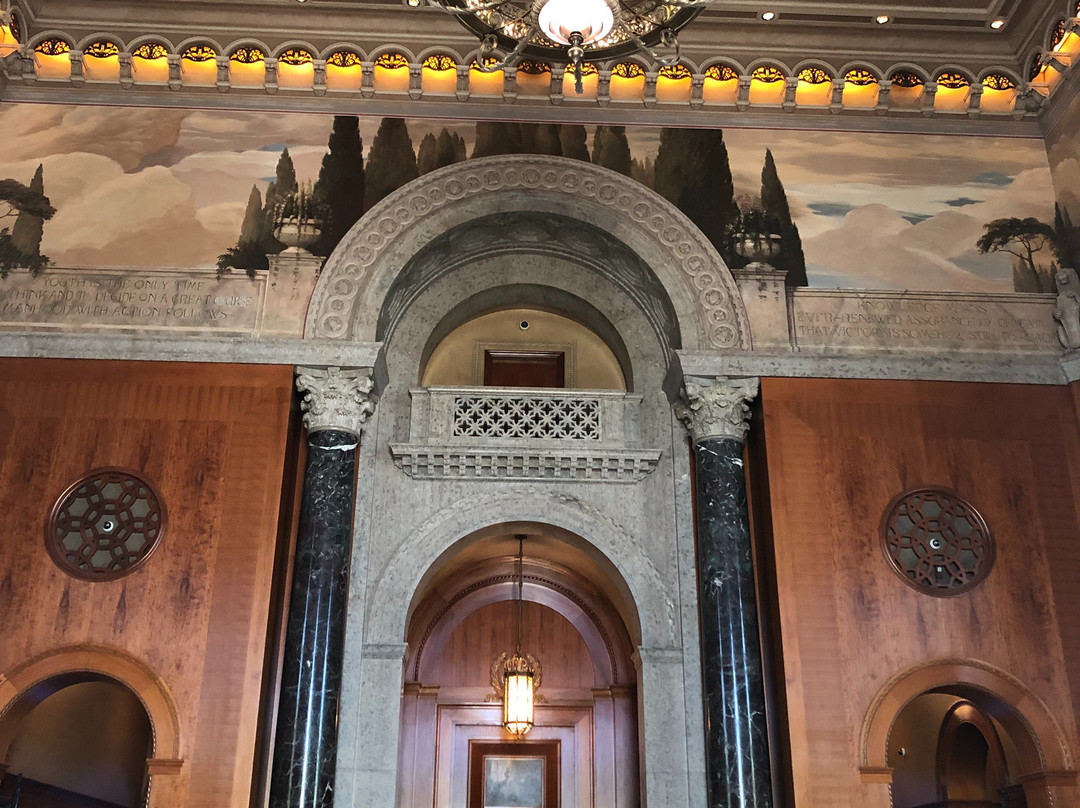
<box><xmin>0</xmin><ymin>358</ymin><xmax>294</xmax><ymax>808</ymax></box>
<box><xmin>758</xmin><ymin>378</ymin><xmax>1080</xmax><ymax>808</ymax></box>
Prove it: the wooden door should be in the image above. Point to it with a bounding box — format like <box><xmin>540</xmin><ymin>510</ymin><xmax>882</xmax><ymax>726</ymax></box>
<box><xmin>483</xmin><ymin>351</ymin><xmax>565</xmax><ymax>388</ymax></box>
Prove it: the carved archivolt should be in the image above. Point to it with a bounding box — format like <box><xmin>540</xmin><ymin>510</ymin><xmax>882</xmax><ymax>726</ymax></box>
<box><xmin>308</xmin><ymin>155</ymin><xmax>750</xmax><ymax>352</ymax></box>
<box><xmin>0</xmin><ymin>644</ymin><xmax>183</xmax><ymax>765</ymax></box>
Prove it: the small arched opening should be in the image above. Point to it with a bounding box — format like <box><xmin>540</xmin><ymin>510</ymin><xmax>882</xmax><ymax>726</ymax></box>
<box><xmin>861</xmin><ymin>661</ymin><xmax>1078</xmax><ymax>808</ymax></box>
<box><xmin>398</xmin><ymin>523</ymin><xmax>641</xmax><ymax>808</ymax></box>
<box><xmin>0</xmin><ymin>674</ymin><xmax>152</xmax><ymax>807</ymax></box>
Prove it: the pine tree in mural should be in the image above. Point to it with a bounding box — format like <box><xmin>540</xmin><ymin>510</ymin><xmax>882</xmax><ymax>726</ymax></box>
<box><xmin>364</xmin><ymin>118</ymin><xmax>418</xmax><ymax>211</ymax></box>
<box><xmin>9</xmin><ymin>164</ymin><xmax>50</xmax><ymax>276</ymax></box>
<box><xmin>559</xmin><ymin>125</ymin><xmax>590</xmax><ymax>162</ymax></box>
<box><xmin>592</xmin><ymin>126</ymin><xmax>632</xmax><ymax>175</ymax></box>
<box><xmin>217</xmin><ymin>184</ymin><xmax>270</xmax><ymax>278</ymax></box>
<box><xmin>760</xmin><ymin>148</ymin><xmax>807</xmax><ymax>287</ymax></box>
<box><xmin>313</xmin><ymin>115</ymin><xmax>365</xmax><ymax>256</ymax></box>
<box><xmin>976</xmin><ymin>218</ymin><xmax>1057</xmax><ymax>292</ymax></box>
<box><xmin>0</xmin><ymin>165</ymin><xmax>55</xmax><ymax>278</ymax></box>
<box><xmin>654</xmin><ymin>127</ymin><xmax>739</xmax><ymax>263</ymax></box>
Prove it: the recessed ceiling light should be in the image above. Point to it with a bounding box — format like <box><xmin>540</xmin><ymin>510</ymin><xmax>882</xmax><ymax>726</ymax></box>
<box><xmin>875</xmin><ymin>15</ymin><xmax>891</xmax><ymax>24</ymax></box>
<box><xmin>990</xmin><ymin>18</ymin><xmax>1005</xmax><ymax>30</ymax></box>
<box><xmin>760</xmin><ymin>11</ymin><xmax>777</xmax><ymax>21</ymax></box>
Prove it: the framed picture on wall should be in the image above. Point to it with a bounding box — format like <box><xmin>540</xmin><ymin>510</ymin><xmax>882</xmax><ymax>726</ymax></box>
<box><xmin>468</xmin><ymin>740</ymin><xmax>560</xmax><ymax>808</ymax></box>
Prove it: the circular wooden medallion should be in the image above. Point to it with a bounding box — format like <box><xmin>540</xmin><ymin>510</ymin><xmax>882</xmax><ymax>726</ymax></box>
<box><xmin>46</xmin><ymin>468</ymin><xmax>166</xmax><ymax>581</ymax></box>
<box><xmin>880</xmin><ymin>487</ymin><xmax>993</xmax><ymax>596</ymax></box>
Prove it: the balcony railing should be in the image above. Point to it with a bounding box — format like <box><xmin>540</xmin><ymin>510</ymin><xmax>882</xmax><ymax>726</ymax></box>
<box><xmin>390</xmin><ymin>386</ymin><xmax>660</xmax><ymax>483</ymax></box>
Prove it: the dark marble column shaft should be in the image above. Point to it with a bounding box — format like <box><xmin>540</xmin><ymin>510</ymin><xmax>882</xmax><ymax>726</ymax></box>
<box><xmin>270</xmin><ymin>428</ymin><xmax>358</xmax><ymax>808</ymax></box>
<box><xmin>692</xmin><ymin>435</ymin><xmax>772</xmax><ymax>808</ymax></box>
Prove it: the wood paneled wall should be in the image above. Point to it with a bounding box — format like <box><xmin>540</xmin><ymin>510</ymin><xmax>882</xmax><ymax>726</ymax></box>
<box><xmin>0</xmin><ymin>358</ymin><xmax>295</xmax><ymax>808</ymax></box>
<box><xmin>757</xmin><ymin>378</ymin><xmax>1080</xmax><ymax>808</ymax></box>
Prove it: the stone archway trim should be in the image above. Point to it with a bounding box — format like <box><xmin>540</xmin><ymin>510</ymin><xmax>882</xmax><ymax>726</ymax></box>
<box><xmin>0</xmin><ymin>644</ymin><xmax>183</xmax><ymax>766</ymax></box>
<box><xmin>859</xmin><ymin>658</ymin><xmax>1076</xmax><ymax>781</ymax></box>
<box><xmin>307</xmin><ymin>155</ymin><xmax>750</xmax><ymax>352</ymax></box>
<box><xmin>367</xmin><ymin>490</ymin><xmax>675</xmax><ymax>649</ymax></box>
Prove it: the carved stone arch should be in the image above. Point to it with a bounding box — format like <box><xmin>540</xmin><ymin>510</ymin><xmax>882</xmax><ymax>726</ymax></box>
<box><xmin>366</xmin><ymin>489</ymin><xmax>677</xmax><ymax>650</ymax></box>
<box><xmin>308</xmin><ymin>155</ymin><xmax>750</xmax><ymax>353</ymax></box>
<box><xmin>859</xmin><ymin>658</ymin><xmax>1076</xmax><ymax>782</ymax></box>
<box><xmin>0</xmin><ymin>644</ymin><xmax>183</xmax><ymax>766</ymax></box>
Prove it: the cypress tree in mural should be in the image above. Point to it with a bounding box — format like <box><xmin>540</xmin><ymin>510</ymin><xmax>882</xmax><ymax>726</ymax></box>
<box><xmin>417</xmin><ymin>133</ymin><xmax>440</xmax><ymax>175</ymax></box>
<box><xmin>0</xmin><ymin>165</ymin><xmax>54</xmax><ymax>278</ymax></box>
<box><xmin>592</xmin><ymin>126</ymin><xmax>632</xmax><ymax>175</ymax></box>
<box><xmin>654</xmin><ymin>127</ymin><xmax>739</xmax><ymax>263</ymax></box>
<box><xmin>363</xmin><ymin>118</ymin><xmax>419</xmax><ymax>211</ymax></box>
<box><xmin>217</xmin><ymin>184</ymin><xmax>270</xmax><ymax>278</ymax></box>
<box><xmin>418</xmin><ymin>127</ymin><xmax>465</xmax><ymax>175</ymax></box>
<box><xmin>760</xmin><ymin>148</ymin><xmax>807</xmax><ymax>287</ymax></box>
<box><xmin>559</xmin><ymin>124</ymin><xmax>590</xmax><ymax>162</ymax></box>
<box><xmin>450</xmin><ymin>130</ymin><xmax>468</xmax><ymax>163</ymax></box>
<box><xmin>313</xmin><ymin>115</ymin><xmax>365</xmax><ymax>256</ymax></box>
<box><xmin>9</xmin><ymin>163</ymin><xmax>49</xmax><ymax>276</ymax></box>
<box><xmin>1054</xmin><ymin>202</ymin><xmax>1080</xmax><ymax>270</ymax></box>
<box><xmin>528</xmin><ymin>123</ymin><xmax>564</xmax><ymax>156</ymax></box>
<box><xmin>630</xmin><ymin>156</ymin><xmax>655</xmax><ymax>189</ymax></box>
<box><xmin>472</xmin><ymin>121</ymin><xmax>522</xmax><ymax>158</ymax></box>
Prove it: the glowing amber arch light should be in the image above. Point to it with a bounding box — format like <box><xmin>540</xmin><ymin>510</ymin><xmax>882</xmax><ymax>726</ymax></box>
<box><xmin>658</xmin><ymin>64</ymin><xmax>691</xmax><ymax>80</ymax></box>
<box><xmin>327</xmin><ymin>50</ymin><xmax>362</xmax><ymax>68</ymax></box>
<box><xmin>798</xmin><ymin>67</ymin><xmax>830</xmax><ymax>84</ymax></box>
<box><xmin>845</xmin><ymin>69</ymin><xmax>877</xmax><ymax>86</ymax></box>
<box><xmin>612</xmin><ymin>62</ymin><xmax>645</xmax><ymax>79</ymax></box>
<box><xmin>279</xmin><ymin>49</ymin><xmax>314</xmax><ymax>66</ymax></box>
<box><xmin>423</xmin><ymin>54</ymin><xmax>456</xmax><ymax>71</ymax></box>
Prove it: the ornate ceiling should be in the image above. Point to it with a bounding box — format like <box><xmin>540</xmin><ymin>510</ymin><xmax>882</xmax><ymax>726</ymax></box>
<box><xmin>1</xmin><ymin>0</ymin><xmax>1077</xmax><ymax>132</ymax></box>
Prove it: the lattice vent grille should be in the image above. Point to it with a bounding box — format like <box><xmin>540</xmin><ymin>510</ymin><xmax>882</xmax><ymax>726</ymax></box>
<box><xmin>453</xmin><ymin>394</ymin><xmax>600</xmax><ymax>440</ymax></box>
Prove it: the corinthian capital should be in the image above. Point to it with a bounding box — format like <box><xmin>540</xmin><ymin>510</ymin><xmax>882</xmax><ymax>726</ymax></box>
<box><xmin>674</xmin><ymin>376</ymin><xmax>759</xmax><ymax>443</ymax></box>
<box><xmin>295</xmin><ymin>366</ymin><xmax>376</xmax><ymax>437</ymax></box>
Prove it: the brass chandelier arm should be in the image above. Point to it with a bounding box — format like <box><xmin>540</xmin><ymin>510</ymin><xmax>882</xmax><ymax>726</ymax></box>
<box><xmin>474</xmin><ymin>23</ymin><xmax>540</xmax><ymax>72</ymax></box>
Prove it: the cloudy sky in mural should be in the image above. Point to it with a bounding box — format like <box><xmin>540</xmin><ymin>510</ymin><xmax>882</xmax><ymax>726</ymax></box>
<box><xmin>0</xmin><ymin>104</ymin><xmax>1056</xmax><ymax>291</ymax></box>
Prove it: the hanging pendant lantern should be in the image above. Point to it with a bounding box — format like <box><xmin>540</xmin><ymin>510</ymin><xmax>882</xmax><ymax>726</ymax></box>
<box><xmin>503</xmin><ymin>652</ymin><xmax>536</xmax><ymax>736</ymax></box>
<box><xmin>497</xmin><ymin>534</ymin><xmax>540</xmax><ymax>737</ymax></box>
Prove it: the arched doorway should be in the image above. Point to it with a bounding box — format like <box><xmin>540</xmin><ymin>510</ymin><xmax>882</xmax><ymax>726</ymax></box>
<box><xmin>399</xmin><ymin>524</ymin><xmax>640</xmax><ymax>808</ymax></box>
<box><xmin>861</xmin><ymin>661</ymin><xmax>1076</xmax><ymax>808</ymax></box>
<box><xmin>0</xmin><ymin>675</ymin><xmax>151</xmax><ymax>808</ymax></box>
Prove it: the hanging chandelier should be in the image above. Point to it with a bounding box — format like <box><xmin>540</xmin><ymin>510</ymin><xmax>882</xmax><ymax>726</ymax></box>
<box><xmin>492</xmin><ymin>534</ymin><xmax>542</xmax><ymax>737</ymax></box>
<box><xmin>424</xmin><ymin>0</ymin><xmax>717</xmax><ymax>93</ymax></box>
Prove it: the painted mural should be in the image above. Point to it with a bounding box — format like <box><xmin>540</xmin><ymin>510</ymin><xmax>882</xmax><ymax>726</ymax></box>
<box><xmin>0</xmin><ymin>102</ymin><xmax>1071</xmax><ymax>337</ymax></box>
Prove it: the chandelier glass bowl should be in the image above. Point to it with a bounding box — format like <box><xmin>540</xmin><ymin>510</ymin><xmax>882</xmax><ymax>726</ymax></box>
<box><xmin>433</xmin><ymin>0</ymin><xmax>708</xmax><ymax>64</ymax></box>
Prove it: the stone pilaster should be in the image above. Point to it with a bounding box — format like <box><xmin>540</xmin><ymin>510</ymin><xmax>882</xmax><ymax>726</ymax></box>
<box><xmin>676</xmin><ymin>376</ymin><xmax>773</xmax><ymax>808</ymax></box>
<box><xmin>269</xmin><ymin>366</ymin><xmax>376</xmax><ymax>808</ymax></box>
